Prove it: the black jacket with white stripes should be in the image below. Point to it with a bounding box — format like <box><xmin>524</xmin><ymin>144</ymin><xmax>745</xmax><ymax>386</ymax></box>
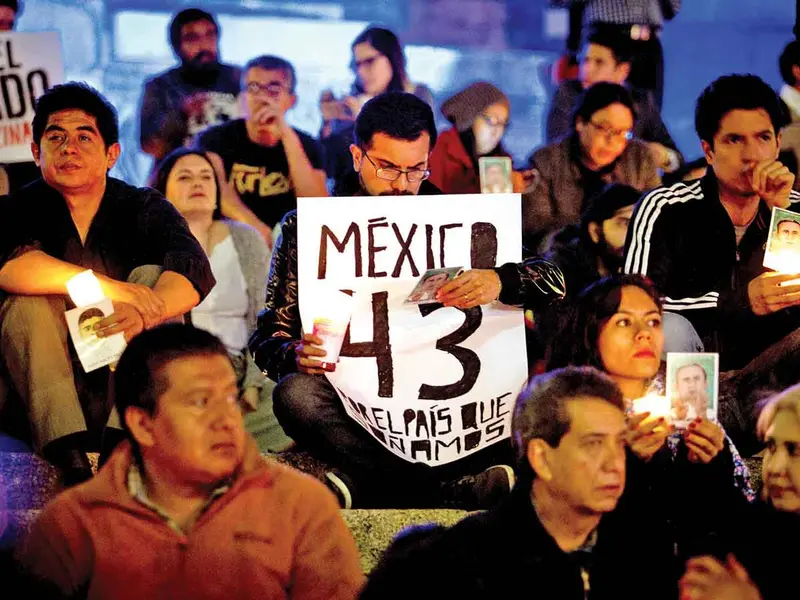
<box><xmin>623</xmin><ymin>171</ymin><xmax>800</xmax><ymax>370</ymax></box>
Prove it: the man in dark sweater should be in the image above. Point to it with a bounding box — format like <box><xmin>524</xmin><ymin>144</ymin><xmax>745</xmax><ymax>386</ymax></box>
<box><xmin>138</xmin><ymin>8</ymin><xmax>241</xmax><ymax>163</ymax></box>
<box><xmin>0</xmin><ymin>83</ymin><xmax>214</xmax><ymax>485</ymax></box>
<box><xmin>360</xmin><ymin>367</ymin><xmax>677</xmax><ymax>600</ymax></box>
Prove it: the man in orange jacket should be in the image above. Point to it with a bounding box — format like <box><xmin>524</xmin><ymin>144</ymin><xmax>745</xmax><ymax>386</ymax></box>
<box><xmin>17</xmin><ymin>324</ymin><xmax>363</xmax><ymax>600</ymax></box>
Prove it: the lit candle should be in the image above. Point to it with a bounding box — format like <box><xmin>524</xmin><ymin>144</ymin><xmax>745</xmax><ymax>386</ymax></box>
<box><xmin>66</xmin><ymin>270</ymin><xmax>105</xmax><ymax>308</ymax></box>
<box><xmin>632</xmin><ymin>394</ymin><xmax>671</xmax><ymax>420</ymax></box>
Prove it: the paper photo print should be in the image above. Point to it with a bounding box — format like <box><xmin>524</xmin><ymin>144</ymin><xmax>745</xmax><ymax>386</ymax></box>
<box><xmin>764</xmin><ymin>207</ymin><xmax>800</xmax><ymax>273</ymax></box>
<box><xmin>665</xmin><ymin>352</ymin><xmax>719</xmax><ymax>429</ymax></box>
<box><xmin>405</xmin><ymin>267</ymin><xmax>464</xmax><ymax>305</ymax></box>
<box><xmin>65</xmin><ymin>298</ymin><xmax>126</xmax><ymax>373</ymax></box>
<box><xmin>478</xmin><ymin>156</ymin><xmax>513</xmax><ymax>194</ymax></box>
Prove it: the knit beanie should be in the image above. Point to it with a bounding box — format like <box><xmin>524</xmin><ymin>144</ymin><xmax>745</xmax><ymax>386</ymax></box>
<box><xmin>441</xmin><ymin>82</ymin><xmax>510</xmax><ymax>132</ymax></box>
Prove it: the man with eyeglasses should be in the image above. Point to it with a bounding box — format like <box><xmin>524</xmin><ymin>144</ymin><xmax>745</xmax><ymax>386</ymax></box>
<box><xmin>139</xmin><ymin>8</ymin><xmax>241</xmax><ymax>164</ymax></box>
<box><xmin>251</xmin><ymin>93</ymin><xmax>565</xmax><ymax>509</ymax></box>
<box><xmin>195</xmin><ymin>55</ymin><xmax>327</xmax><ymax>246</ymax></box>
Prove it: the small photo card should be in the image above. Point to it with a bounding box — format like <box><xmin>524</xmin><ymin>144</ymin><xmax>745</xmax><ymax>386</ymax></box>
<box><xmin>479</xmin><ymin>156</ymin><xmax>513</xmax><ymax>194</ymax></box>
<box><xmin>665</xmin><ymin>352</ymin><xmax>720</xmax><ymax>429</ymax></box>
<box><xmin>65</xmin><ymin>298</ymin><xmax>126</xmax><ymax>373</ymax></box>
<box><xmin>405</xmin><ymin>267</ymin><xmax>464</xmax><ymax>305</ymax></box>
<box><xmin>763</xmin><ymin>206</ymin><xmax>800</xmax><ymax>274</ymax></box>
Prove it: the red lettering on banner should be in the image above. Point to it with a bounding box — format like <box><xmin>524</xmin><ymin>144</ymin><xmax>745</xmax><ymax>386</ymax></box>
<box><xmin>0</xmin><ymin>120</ymin><xmax>31</xmax><ymax>147</ymax></box>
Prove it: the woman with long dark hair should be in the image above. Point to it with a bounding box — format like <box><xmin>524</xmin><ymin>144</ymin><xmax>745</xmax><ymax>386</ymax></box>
<box><xmin>319</xmin><ymin>26</ymin><xmax>434</xmax><ymax>181</ymax></box>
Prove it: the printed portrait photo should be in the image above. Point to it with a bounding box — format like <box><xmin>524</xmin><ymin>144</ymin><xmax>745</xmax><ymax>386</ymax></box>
<box><xmin>405</xmin><ymin>267</ymin><xmax>464</xmax><ymax>305</ymax></box>
<box><xmin>764</xmin><ymin>207</ymin><xmax>800</xmax><ymax>273</ymax></box>
<box><xmin>665</xmin><ymin>352</ymin><xmax>720</xmax><ymax>428</ymax></box>
<box><xmin>478</xmin><ymin>156</ymin><xmax>513</xmax><ymax>194</ymax></box>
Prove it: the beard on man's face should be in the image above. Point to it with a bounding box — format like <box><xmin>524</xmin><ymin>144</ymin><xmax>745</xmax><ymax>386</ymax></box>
<box><xmin>592</xmin><ymin>229</ymin><xmax>624</xmax><ymax>273</ymax></box>
<box><xmin>357</xmin><ymin>172</ymin><xmax>414</xmax><ymax>196</ymax></box>
<box><xmin>182</xmin><ymin>50</ymin><xmax>219</xmax><ymax>72</ymax></box>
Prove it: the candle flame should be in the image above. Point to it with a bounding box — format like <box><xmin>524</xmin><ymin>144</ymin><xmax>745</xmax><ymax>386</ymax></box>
<box><xmin>66</xmin><ymin>270</ymin><xmax>104</xmax><ymax>308</ymax></box>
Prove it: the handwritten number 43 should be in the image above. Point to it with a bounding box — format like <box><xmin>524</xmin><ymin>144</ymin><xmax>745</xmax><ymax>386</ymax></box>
<box><xmin>338</xmin><ymin>291</ymin><xmax>482</xmax><ymax>400</ymax></box>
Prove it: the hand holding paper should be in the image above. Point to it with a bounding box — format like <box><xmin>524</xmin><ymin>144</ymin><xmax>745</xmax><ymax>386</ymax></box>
<box><xmin>100</xmin><ymin>278</ymin><xmax>165</xmax><ymax>329</ymax></box>
<box><xmin>437</xmin><ymin>269</ymin><xmax>502</xmax><ymax>309</ymax></box>
<box><xmin>94</xmin><ymin>301</ymin><xmax>145</xmax><ymax>342</ymax></box>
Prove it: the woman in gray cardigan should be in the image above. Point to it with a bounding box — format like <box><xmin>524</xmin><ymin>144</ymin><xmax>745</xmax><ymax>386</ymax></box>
<box><xmin>152</xmin><ymin>148</ymin><xmax>293</xmax><ymax>452</ymax></box>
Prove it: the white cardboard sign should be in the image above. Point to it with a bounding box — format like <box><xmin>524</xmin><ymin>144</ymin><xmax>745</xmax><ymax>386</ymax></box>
<box><xmin>0</xmin><ymin>32</ymin><xmax>64</xmax><ymax>163</ymax></box>
<box><xmin>298</xmin><ymin>194</ymin><xmax>527</xmax><ymax>466</ymax></box>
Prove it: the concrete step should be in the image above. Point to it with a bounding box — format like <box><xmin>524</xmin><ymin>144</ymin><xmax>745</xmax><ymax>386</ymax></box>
<box><xmin>0</xmin><ymin>451</ymin><xmax>467</xmax><ymax>573</ymax></box>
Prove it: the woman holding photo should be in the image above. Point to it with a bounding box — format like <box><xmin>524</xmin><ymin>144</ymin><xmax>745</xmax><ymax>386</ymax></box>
<box><xmin>544</xmin><ymin>274</ymin><xmax>753</xmax><ymax>500</ymax></box>
<box><xmin>428</xmin><ymin>81</ymin><xmax>534</xmax><ymax>195</ymax></box>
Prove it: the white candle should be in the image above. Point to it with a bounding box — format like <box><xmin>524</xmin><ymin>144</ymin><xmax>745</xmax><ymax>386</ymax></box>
<box><xmin>66</xmin><ymin>270</ymin><xmax>105</xmax><ymax>308</ymax></box>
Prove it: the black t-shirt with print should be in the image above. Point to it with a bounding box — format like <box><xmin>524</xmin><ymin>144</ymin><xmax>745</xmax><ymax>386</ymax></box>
<box><xmin>196</xmin><ymin>119</ymin><xmax>324</xmax><ymax>228</ymax></box>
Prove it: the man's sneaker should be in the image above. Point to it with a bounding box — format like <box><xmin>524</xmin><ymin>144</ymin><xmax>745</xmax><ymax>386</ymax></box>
<box><xmin>324</xmin><ymin>470</ymin><xmax>356</xmax><ymax>509</ymax></box>
<box><xmin>446</xmin><ymin>464</ymin><xmax>516</xmax><ymax>510</ymax></box>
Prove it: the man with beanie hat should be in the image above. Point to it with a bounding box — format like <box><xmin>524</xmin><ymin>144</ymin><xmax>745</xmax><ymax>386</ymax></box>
<box><xmin>430</xmin><ymin>82</ymin><xmax>532</xmax><ymax>194</ymax></box>
<box><xmin>138</xmin><ymin>8</ymin><xmax>241</xmax><ymax>163</ymax></box>
<box><xmin>543</xmin><ymin>183</ymin><xmax>639</xmax><ymax>296</ymax></box>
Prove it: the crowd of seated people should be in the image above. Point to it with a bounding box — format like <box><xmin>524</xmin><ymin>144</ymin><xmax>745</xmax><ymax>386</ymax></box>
<box><xmin>1</xmin><ymin>3</ymin><xmax>800</xmax><ymax>599</ymax></box>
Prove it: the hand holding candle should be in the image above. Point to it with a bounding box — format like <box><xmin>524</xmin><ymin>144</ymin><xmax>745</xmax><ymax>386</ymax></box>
<box><xmin>302</xmin><ymin>290</ymin><xmax>355</xmax><ymax>374</ymax></box>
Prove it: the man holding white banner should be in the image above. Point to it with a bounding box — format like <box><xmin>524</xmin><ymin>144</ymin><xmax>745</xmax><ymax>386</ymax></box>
<box><xmin>250</xmin><ymin>92</ymin><xmax>565</xmax><ymax>508</ymax></box>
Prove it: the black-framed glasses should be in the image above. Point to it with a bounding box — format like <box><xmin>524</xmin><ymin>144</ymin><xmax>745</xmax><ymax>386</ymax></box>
<box><xmin>361</xmin><ymin>151</ymin><xmax>430</xmax><ymax>183</ymax></box>
<box><xmin>480</xmin><ymin>113</ymin><xmax>510</xmax><ymax>129</ymax></box>
<box><xmin>244</xmin><ymin>81</ymin><xmax>288</xmax><ymax>98</ymax></box>
<box><xmin>588</xmin><ymin>120</ymin><xmax>633</xmax><ymax>142</ymax></box>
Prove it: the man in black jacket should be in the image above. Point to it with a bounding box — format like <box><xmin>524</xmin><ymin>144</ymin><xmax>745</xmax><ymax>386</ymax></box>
<box><xmin>249</xmin><ymin>92</ymin><xmax>565</xmax><ymax>508</ymax></box>
<box><xmin>624</xmin><ymin>74</ymin><xmax>799</xmax><ymax>372</ymax></box>
<box><xmin>360</xmin><ymin>367</ymin><xmax>678</xmax><ymax>600</ymax></box>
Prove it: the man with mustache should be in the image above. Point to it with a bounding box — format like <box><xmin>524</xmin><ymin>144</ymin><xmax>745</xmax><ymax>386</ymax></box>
<box><xmin>17</xmin><ymin>325</ymin><xmax>363</xmax><ymax>600</ymax></box>
<box><xmin>139</xmin><ymin>8</ymin><xmax>241</xmax><ymax>164</ymax></box>
<box><xmin>360</xmin><ymin>367</ymin><xmax>676</xmax><ymax>600</ymax></box>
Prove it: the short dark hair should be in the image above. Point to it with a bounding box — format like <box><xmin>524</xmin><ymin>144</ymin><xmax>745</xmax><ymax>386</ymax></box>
<box><xmin>777</xmin><ymin>219</ymin><xmax>800</xmax><ymax>231</ymax></box>
<box><xmin>586</xmin><ymin>24</ymin><xmax>633</xmax><ymax>65</ymax></box>
<box><xmin>114</xmin><ymin>324</ymin><xmax>230</xmax><ymax>460</ymax></box>
<box><xmin>695</xmin><ymin>74</ymin><xmax>789</xmax><ymax>146</ymax></box>
<box><xmin>580</xmin><ymin>183</ymin><xmax>640</xmax><ymax>236</ymax></box>
<box><xmin>151</xmin><ymin>147</ymin><xmax>222</xmax><ymax>220</ymax></box>
<box><xmin>354</xmin><ymin>91</ymin><xmax>437</xmax><ymax>149</ymax></box>
<box><xmin>572</xmin><ymin>82</ymin><xmax>636</xmax><ymax>129</ymax></box>
<box><xmin>32</xmin><ymin>82</ymin><xmax>119</xmax><ymax>148</ymax></box>
<box><xmin>512</xmin><ymin>366</ymin><xmax>624</xmax><ymax>478</ymax></box>
<box><xmin>78</xmin><ymin>307</ymin><xmax>104</xmax><ymax>325</ymax></box>
<box><xmin>780</xmin><ymin>41</ymin><xmax>800</xmax><ymax>86</ymax></box>
<box><xmin>242</xmin><ymin>55</ymin><xmax>297</xmax><ymax>94</ymax></box>
<box><xmin>351</xmin><ymin>26</ymin><xmax>407</xmax><ymax>95</ymax></box>
<box><xmin>0</xmin><ymin>0</ymin><xmax>18</xmax><ymax>13</ymax></box>
<box><xmin>545</xmin><ymin>273</ymin><xmax>662</xmax><ymax>371</ymax></box>
<box><xmin>169</xmin><ymin>8</ymin><xmax>218</xmax><ymax>54</ymax></box>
